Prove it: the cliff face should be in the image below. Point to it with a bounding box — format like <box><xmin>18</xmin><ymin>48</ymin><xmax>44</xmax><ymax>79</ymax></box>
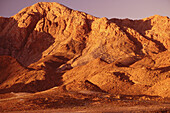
<box><xmin>0</xmin><ymin>2</ymin><xmax>169</xmax><ymax>97</ymax></box>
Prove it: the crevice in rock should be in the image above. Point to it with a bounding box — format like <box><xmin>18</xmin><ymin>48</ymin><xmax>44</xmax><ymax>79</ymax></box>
<box><xmin>122</xmin><ymin>29</ymin><xmax>144</xmax><ymax>55</ymax></box>
<box><xmin>84</xmin><ymin>80</ymin><xmax>106</xmax><ymax>92</ymax></box>
<box><xmin>153</xmin><ymin>66</ymin><xmax>170</xmax><ymax>73</ymax></box>
<box><xmin>141</xmin><ymin>34</ymin><xmax>167</xmax><ymax>52</ymax></box>
<box><xmin>115</xmin><ymin>56</ymin><xmax>141</xmax><ymax>67</ymax></box>
<box><xmin>113</xmin><ymin>72</ymin><xmax>134</xmax><ymax>85</ymax></box>
<box><xmin>86</xmin><ymin>19</ymin><xmax>93</xmax><ymax>33</ymax></box>
<box><xmin>20</xmin><ymin>12</ymin><xmax>44</xmax><ymax>50</ymax></box>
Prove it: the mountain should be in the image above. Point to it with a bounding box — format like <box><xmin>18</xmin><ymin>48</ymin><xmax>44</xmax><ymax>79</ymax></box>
<box><xmin>0</xmin><ymin>2</ymin><xmax>170</xmax><ymax>99</ymax></box>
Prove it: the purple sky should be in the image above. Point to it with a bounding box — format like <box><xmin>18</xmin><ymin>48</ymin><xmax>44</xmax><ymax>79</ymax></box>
<box><xmin>0</xmin><ymin>0</ymin><xmax>170</xmax><ymax>19</ymax></box>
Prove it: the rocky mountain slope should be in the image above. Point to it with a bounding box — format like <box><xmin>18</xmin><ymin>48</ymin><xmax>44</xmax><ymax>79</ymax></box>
<box><xmin>0</xmin><ymin>2</ymin><xmax>170</xmax><ymax>98</ymax></box>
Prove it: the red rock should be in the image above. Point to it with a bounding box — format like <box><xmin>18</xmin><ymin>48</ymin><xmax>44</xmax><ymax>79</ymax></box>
<box><xmin>0</xmin><ymin>2</ymin><xmax>169</xmax><ymax>98</ymax></box>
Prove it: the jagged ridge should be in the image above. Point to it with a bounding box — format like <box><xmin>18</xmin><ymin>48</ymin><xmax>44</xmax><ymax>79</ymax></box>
<box><xmin>0</xmin><ymin>2</ymin><xmax>170</xmax><ymax>97</ymax></box>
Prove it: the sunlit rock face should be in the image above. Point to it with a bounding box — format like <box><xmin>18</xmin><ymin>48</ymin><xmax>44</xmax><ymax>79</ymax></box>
<box><xmin>0</xmin><ymin>2</ymin><xmax>170</xmax><ymax>98</ymax></box>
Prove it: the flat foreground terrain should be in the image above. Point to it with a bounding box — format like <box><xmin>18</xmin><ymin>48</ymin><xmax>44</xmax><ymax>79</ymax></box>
<box><xmin>0</xmin><ymin>88</ymin><xmax>170</xmax><ymax>112</ymax></box>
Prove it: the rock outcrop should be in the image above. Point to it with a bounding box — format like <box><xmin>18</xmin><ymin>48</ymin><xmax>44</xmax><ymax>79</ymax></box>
<box><xmin>0</xmin><ymin>2</ymin><xmax>169</xmax><ymax>97</ymax></box>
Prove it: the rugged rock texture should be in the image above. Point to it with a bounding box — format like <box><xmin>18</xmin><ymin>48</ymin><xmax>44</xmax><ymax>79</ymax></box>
<box><xmin>0</xmin><ymin>55</ymin><xmax>67</xmax><ymax>93</ymax></box>
<box><xmin>0</xmin><ymin>2</ymin><xmax>170</xmax><ymax>97</ymax></box>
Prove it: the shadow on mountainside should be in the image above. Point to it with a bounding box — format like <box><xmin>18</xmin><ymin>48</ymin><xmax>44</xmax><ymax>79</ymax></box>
<box><xmin>0</xmin><ymin>55</ymin><xmax>71</xmax><ymax>93</ymax></box>
<box><xmin>109</xmin><ymin>18</ymin><xmax>167</xmax><ymax>54</ymax></box>
<box><xmin>0</xmin><ymin>16</ymin><xmax>56</xmax><ymax>66</ymax></box>
<box><xmin>0</xmin><ymin>16</ymin><xmax>76</xmax><ymax>93</ymax></box>
<box><xmin>0</xmin><ymin>9</ymin><xmax>91</xmax><ymax>93</ymax></box>
<box><xmin>153</xmin><ymin>66</ymin><xmax>170</xmax><ymax>73</ymax></box>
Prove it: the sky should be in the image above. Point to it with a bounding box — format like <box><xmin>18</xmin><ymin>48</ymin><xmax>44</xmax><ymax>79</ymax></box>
<box><xmin>0</xmin><ymin>0</ymin><xmax>170</xmax><ymax>19</ymax></box>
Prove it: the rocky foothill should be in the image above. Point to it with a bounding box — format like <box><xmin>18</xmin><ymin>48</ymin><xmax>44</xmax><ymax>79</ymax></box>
<box><xmin>0</xmin><ymin>2</ymin><xmax>169</xmax><ymax>112</ymax></box>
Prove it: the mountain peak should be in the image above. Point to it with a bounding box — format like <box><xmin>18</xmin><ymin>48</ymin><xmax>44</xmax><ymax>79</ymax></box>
<box><xmin>13</xmin><ymin>2</ymin><xmax>72</xmax><ymax>20</ymax></box>
<box><xmin>142</xmin><ymin>14</ymin><xmax>169</xmax><ymax>21</ymax></box>
<box><xmin>0</xmin><ymin>2</ymin><xmax>170</xmax><ymax>102</ymax></box>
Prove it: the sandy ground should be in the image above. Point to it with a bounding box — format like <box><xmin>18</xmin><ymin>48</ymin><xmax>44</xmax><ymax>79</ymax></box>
<box><xmin>6</xmin><ymin>104</ymin><xmax>170</xmax><ymax>113</ymax></box>
<box><xmin>0</xmin><ymin>89</ymin><xmax>170</xmax><ymax>113</ymax></box>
